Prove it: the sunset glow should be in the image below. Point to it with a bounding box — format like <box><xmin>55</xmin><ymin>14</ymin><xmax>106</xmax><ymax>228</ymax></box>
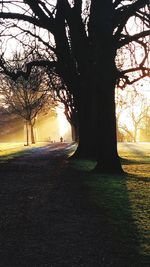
<box><xmin>56</xmin><ymin>104</ymin><xmax>71</xmax><ymax>139</ymax></box>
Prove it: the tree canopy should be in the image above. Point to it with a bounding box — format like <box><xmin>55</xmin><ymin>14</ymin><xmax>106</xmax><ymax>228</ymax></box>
<box><xmin>0</xmin><ymin>1</ymin><xmax>149</xmax><ymax>81</ymax></box>
<box><xmin>0</xmin><ymin>0</ymin><xmax>149</xmax><ymax>173</ymax></box>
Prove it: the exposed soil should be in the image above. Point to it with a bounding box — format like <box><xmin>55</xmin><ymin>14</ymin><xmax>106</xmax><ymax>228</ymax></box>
<box><xmin>0</xmin><ymin>143</ymin><xmax>144</xmax><ymax>267</ymax></box>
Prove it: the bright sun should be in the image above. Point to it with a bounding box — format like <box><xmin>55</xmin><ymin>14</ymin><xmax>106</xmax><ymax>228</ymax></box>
<box><xmin>56</xmin><ymin>104</ymin><xmax>70</xmax><ymax>138</ymax></box>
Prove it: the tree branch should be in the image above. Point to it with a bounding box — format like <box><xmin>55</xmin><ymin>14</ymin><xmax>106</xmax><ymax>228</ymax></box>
<box><xmin>24</xmin><ymin>0</ymin><xmax>55</xmax><ymax>32</ymax></box>
<box><xmin>118</xmin><ymin>30</ymin><xmax>150</xmax><ymax>48</ymax></box>
<box><xmin>117</xmin><ymin>69</ymin><xmax>149</xmax><ymax>89</ymax></box>
<box><xmin>113</xmin><ymin>0</ymin><xmax>149</xmax><ymax>39</ymax></box>
<box><xmin>0</xmin><ymin>57</ymin><xmax>57</xmax><ymax>79</ymax></box>
<box><xmin>13</xmin><ymin>24</ymin><xmax>56</xmax><ymax>53</ymax></box>
<box><xmin>120</xmin><ymin>66</ymin><xmax>149</xmax><ymax>76</ymax></box>
<box><xmin>113</xmin><ymin>0</ymin><xmax>122</xmax><ymax>9</ymax></box>
<box><xmin>0</xmin><ymin>12</ymin><xmax>43</xmax><ymax>27</ymax></box>
<box><xmin>0</xmin><ymin>10</ymin><xmax>55</xmax><ymax>33</ymax></box>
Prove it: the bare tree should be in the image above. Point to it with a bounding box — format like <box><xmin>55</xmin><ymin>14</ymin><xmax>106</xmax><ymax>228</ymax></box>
<box><xmin>0</xmin><ymin>67</ymin><xmax>52</xmax><ymax>145</ymax></box>
<box><xmin>140</xmin><ymin>113</ymin><xmax>150</xmax><ymax>141</ymax></box>
<box><xmin>116</xmin><ymin>88</ymin><xmax>150</xmax><ymax>142</ymax></box>
<box><xmin>0</xmin><ymin>1</ymin><xmax>149</xmax><ymax>172</ymax></box>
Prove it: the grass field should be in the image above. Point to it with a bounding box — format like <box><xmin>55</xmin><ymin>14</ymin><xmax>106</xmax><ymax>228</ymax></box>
<box><xmin>119</xmin><ymin>143</ymin><xmax>150</xmax><ymax>258</ymax></box>
<box><xmin>71</xmin><ymin>142</ymin><xmax>150</xmax><ymax>264</ymax></box>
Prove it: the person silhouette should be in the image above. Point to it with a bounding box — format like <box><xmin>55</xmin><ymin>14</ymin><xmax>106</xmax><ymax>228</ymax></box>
<box><xmin>60</xmin><ymin>136</ymin><xmax>63</xmax><ymax>142</ymax></box>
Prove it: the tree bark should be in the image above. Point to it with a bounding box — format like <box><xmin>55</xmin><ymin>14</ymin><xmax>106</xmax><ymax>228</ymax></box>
<box><xmin>73</xmin><ymin>84</ymin><xmax>98</xmax><ymax>159</ymax></box>
<box><xmin>30</xmin><ymin>122</ymin><xmax>35</xmax><ymax>144</ymax></box>
<box><xmin>25</xmin><ymin>120</ymin><xmax>29</xmax><ymax>146</ymax></box>
<box><xmin>94</xmin><ymin>87</ymin><xmax>123</xmax><ymax>173</ymax></box>
<box><xmin>72</xmin><ymin>56</ymin><xmax>123</xmax><ymax>172</ymax></box>
<box><xmin>71</xmin><ymin>123</ymin><xmax>78</xmax><ymax>142</ymax></box>
<box><xmin>73</xmin><ymin>79</ymin><xmax>123</xmax><ymax>174</ymax></box>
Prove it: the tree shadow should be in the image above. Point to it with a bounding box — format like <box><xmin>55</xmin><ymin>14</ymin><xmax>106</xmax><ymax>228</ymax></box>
<box><xmin>121</xmin><ymin>157</ymin><xmax>149</xmax><ymax>166</ymax></box>
<box><xmin>69</xmin><ymin>159</ymin><xmax>149</xmax><ymax>266</ymax></box>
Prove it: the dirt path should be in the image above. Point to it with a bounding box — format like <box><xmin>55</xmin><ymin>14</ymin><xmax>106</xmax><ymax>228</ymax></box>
<box><xmin>0</xmin><ymin>143</ymin><xmax>138</xmax><ymax>267</ymax></box>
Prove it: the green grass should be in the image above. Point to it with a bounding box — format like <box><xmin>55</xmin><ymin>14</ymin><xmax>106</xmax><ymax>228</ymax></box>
<box><xmin>71</xmin><ymin>143</ymin><xmax>150</xmax><ymax>264</ymax></box>
<box><xmin>0</xmin><ymin>142</ymin><xmax>48</xmax><ymax>162</ymax></box>
<box><xmin>0</xmin><ymin>144</ymin><xmax>27</xmax><ymax>161</ymax></box>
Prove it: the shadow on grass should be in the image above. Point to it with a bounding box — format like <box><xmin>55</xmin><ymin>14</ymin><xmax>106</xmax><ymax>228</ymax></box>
<box><xmin>69</xmin><ymin>158</ymin><xmax>149</xmax><ymax>266</ymax></box>
<box><xmin>121</xmin><ymin>157</ymin><xmax>150</xmax><ymax>165</ymax></box>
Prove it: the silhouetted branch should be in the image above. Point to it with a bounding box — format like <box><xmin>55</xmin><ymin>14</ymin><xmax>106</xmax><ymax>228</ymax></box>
<box><xmin>113</xmin><ymin>0</ymin><xmax>149</xmax><ymax>39</ymax></box>
<box><xmin>118</xmin><ymin>30</ymin><xmax>150</xmax><ymax>48</ymax></box>
<box><xmin>0</xmin><ymin>56</ymin><xmax>57</xmax><ymax>79</ymax></box>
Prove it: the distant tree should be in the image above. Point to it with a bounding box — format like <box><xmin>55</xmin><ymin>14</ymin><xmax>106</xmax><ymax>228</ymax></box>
<box><xmin>116</xmin><ymin>88</ymin><xmax>149</xmax><ymax>142</ymax></box>
<box><xmin>115</xmin><ymin>88</ymin><xmax>130</xmax><ymax>141</ymax></box>
<box><xmin>0</xmin><ymin>1</ymin><xmax>149</xmax><ymax>172</ymax></box>
<box><xmin>139</xmin><ymin>109</ymin><xmax>150</xmax><ymax>142</ymax></box>
<box><xmin>0</xmin><ymin>107</ymin><xmax>23</xmax><ymax>142</ymax></box>
<box><xmin>0</xmin><ymin>68</ymin><xmax>52</xmax><ymax>145</ymax></box>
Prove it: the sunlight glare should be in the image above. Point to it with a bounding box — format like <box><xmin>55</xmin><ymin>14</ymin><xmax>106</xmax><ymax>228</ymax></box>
<box><xmin>56</xmin><ymin>104</ymin><xmax>70</xmax><ymax>138</ymax></box>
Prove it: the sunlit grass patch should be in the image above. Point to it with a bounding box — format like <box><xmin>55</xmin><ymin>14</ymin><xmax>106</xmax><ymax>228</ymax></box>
<box><xmin>119</xmin><ymin>143</ymin><xmax>150</xmax><ymax>258</ymax></box>
<box><xmin>71</xmin><ymin>143</ymin><xmax>150</xmax><ymax>263</ymax></box>
<box><xmin>0</xmin><ymin>143</ymin><xmax>26</xmax><ymax>161</ymax></box>
<box><xmin>0</xmin><ymin>142</ymin><xmax>49</xmax><ymax>162</ymax></box>
<box><xmin>126</xmin><ymin>176</ymin><xmax>150</xmax><ymax>256</ymax></box>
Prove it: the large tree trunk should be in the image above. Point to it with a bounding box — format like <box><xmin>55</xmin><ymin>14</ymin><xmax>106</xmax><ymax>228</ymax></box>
<box><xmin>73</xmin><ymin>85</ymin><xmax>98</xmax><ymax>159</ymax></box>
<box><xmin>94</xmin><ymin>86</ymin><xmax>123</xmax><ymax>173</ymax></box>
<box><xmin>74</xmin><ymin>80</ymin><xmax>123</xmax><ymax>173</ymax></box>
<box><xmin>73</xmin><ymin>0</ymin><xmax>123</xmax><ymax>173</ymax></box>
<box><xmin>90</xmin><ymin>0</ymin><xmax>123</xmax><ymax>173</ymax></box>
<box><xmin>71</xmin><ymin>123</ymin><xmax>79</xmax><ymax>142</ymax></box>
